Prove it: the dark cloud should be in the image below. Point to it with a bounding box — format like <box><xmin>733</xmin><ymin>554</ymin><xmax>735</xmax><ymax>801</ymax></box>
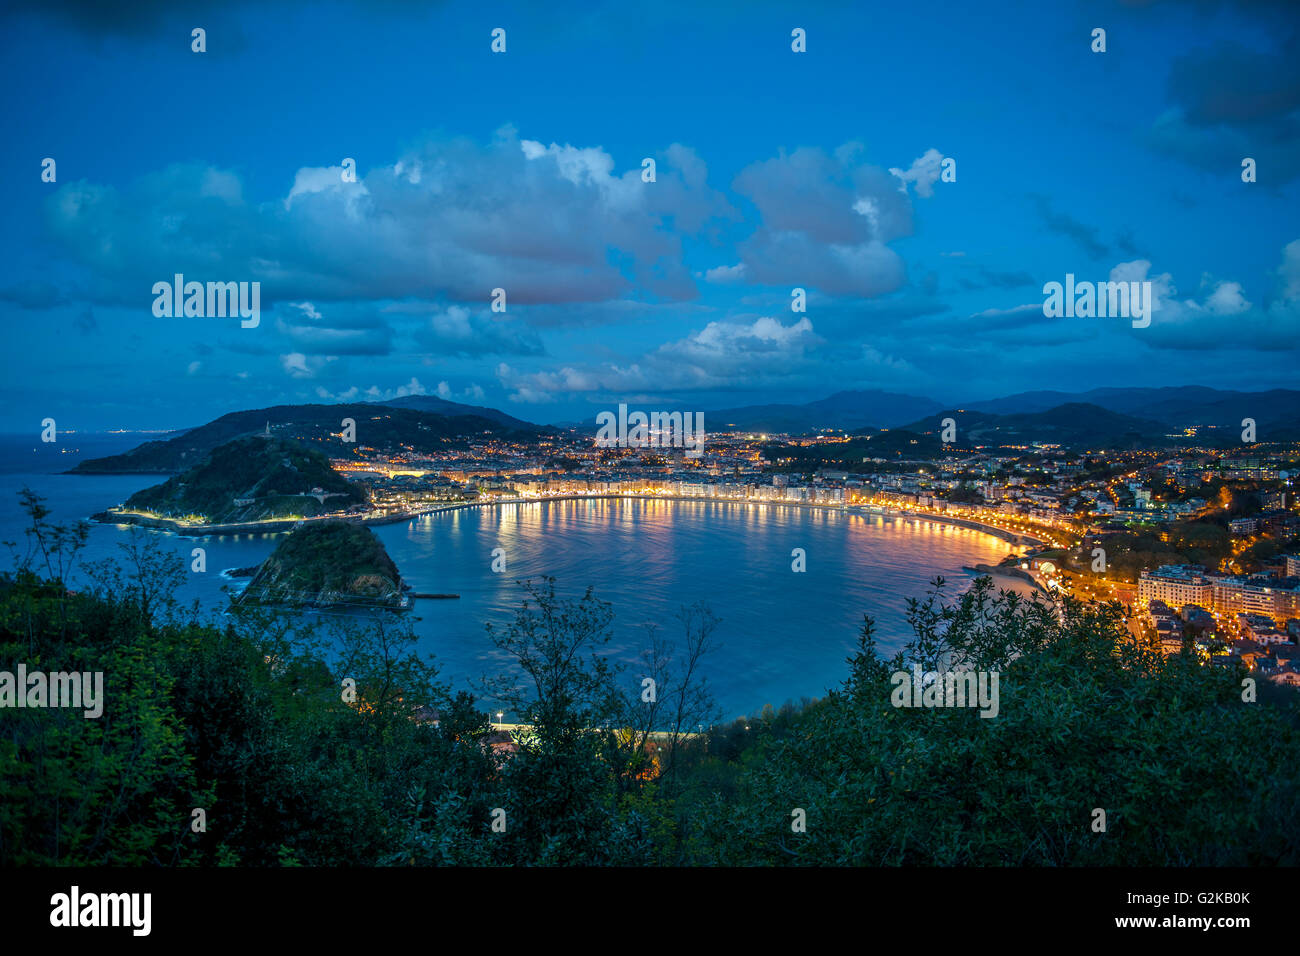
<box><xmin>1149</xmin><ymin>29</ymin><xmax>1300</xmax><ymax>182</ymax></box>
<box><xmin>0</xmin><ymin>280</ymin><xmax>69</xmax><ymax>309</ymax></box>
<box><xmin>956</xmin><ymin>267</ymin><xmax>1037</xmax><ymax>292</ymax></box>
<box><xmin>1166</xmin><ymin>35</ymin><xmax>1300</xmax><ymax>128</ymax></box>
<box><xmin>1029</xmin><ymin>194</ymin><xmax>1110</xmax><ymax>260</ymax></box>
<box><xmin>1115</xmin><ymin>228</ymin><xmax>1143</xmax><ymax>259</ymax></box>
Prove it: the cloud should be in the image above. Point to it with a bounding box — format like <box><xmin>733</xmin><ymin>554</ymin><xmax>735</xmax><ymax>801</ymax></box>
<box><xmin>274</xmin><ymin>301</ymin><xmax>393</xmax><ymax>356</ymax></box>
<box><xmin>436</xmin><ymin>379</ymin><xmax>486</xmax><ymax>401</ymax></box>
<box><xmin>279</xmin><ymin>352</ymin><xmax>334</xmax><ymax>378</ymax></box>
<box><xmin>889</xmin><ymin>148</ymin><xmax>946</xmax><ymax>199</ymax></box>
<box><xmin>313</xmin><ymin>376</ymin><xmax>435</xmax><ymax>403</ymax></box>
<box><xmin>281</xmin><ymin>353</ymin><xmax>311</xmax><ymax>377</ymax></box>
<box><xmin>704</xmin><ymin>263</ymin><xmax>747</xmax><ymax>283</ymax></box>
<box><xmin>1148</xmin><ymin>32</ymin><xmax>1300</xmax><ymax>182</ymax></box>
<box><xmin>493</xmin><ymin>314</ymin><xmax>864</xmax><ymax>404</ymax></box>
<box><xmin>402</xmin><ymin>303</ymin><xmax>545</xmax><ymax>357</ymax></box>
<box><xmin>1277</xmin><ymin>238</ymin><xmax>1300</xmax><ymax>300</ymax></box>
<box><xmin>1108</xmin><ymin>248</ymin><xmax>1300</xmax><ymax>351</ymax></box>
<box><xmin>668</xmin><ymin>315</ymin><xmax>818</xmax><ymax>358</ymax></box>
<box><xmin>1030</xmin><ymin>195</ymin><xmax>1110</xmax><ymax>260</ymax></box>
<box><xmin>969</xmin><ymin>303</ymin><xmax>1042</xmax><ymax>321</ymax></box>
<box><xmin>0</xmin><ymin>280</ymin><xmax>70</xmax><ymax>309</ymax></box>
<box><xmin>730</xmin><ymin>145</ymin><xmax>915</xmax><ymax>297</ymax></box>
<box><xmin>42</xmin><ymin>128</ymin><xmax>734</xmax><ymax>312</ymax></box>
<box><xmin>956</xmin><ymin>266</ymin><xmax>1037</xmax><ymax>292</ymax></box>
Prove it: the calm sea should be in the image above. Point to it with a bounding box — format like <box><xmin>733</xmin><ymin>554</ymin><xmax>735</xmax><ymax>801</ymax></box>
<box><xmin>0</xmin><ymin>433</ymin><xmax>1030</xmax><ymax>719</ymax></box>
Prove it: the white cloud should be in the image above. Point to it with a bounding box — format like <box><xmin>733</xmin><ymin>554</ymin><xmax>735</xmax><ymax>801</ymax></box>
<box><xmin>1202</xmin><ymin>281</ymin><xmax>1251</xmax><ymax>315</ymax></box>
<box><xmin>970</xmin><ymin>303</ymin><xmax>1041</xmax><ymax>319</ymax></box>
<box><xmin>889</xmin><ymin>148</ymin><xmax>946</xmax><ymax>198</ymax></box>
<box><xmin>46</xmin><ymin>129</ymin><xmax>734</xmax><ymax>311</ymax></box>
<box><xmin>704</xmin><ymin>263</ymin><xmax>747</xmax><ymax>283</ymax></box>
<box><xmin>281</xmin><ymin>352</ymin><xmax>311</xmax><ymax>377</ymax></box>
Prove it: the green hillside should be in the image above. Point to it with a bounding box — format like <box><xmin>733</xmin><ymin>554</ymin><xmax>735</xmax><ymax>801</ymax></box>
<box><xmin>124</xmin><ymin>436</ymin><xmax>365</xmax><ymax>523</ymax></box>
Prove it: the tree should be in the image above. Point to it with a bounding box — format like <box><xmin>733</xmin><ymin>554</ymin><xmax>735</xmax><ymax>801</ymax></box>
<box><xmin>686</xmin><ymin>577</ymin><xmax>1300</xmax><ymax>866</ymax></box>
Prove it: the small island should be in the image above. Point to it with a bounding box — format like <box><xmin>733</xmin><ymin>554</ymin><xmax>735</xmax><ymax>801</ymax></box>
<box><xmin>233</xmin><ymin>520</ymin><xmax>409</xmax><ymax>610</ymax></box>
<box><xmin>105</xmin><ymin>435</ymin><xmax>366</xmax><ymax>531</ymax></box>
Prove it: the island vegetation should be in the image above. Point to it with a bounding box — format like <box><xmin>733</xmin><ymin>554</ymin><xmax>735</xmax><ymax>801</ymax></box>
<box><xmin>121</xmin><ymin>436</ymin><xmax>365</xmax><ymax>525</ymax></box>
<box><xmin>235</xmin><ymin>520</ymin><xmax>405</xmax><ymax>610</ymax></box>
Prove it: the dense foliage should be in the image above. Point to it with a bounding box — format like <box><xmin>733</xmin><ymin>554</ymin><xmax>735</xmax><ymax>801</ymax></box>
<box><xmin>2</xmin><ymin>491</ymin><xmax>1297</xmax><ymax>867</ymax></box>
<box><xmin>239</xmin><ymin>520</ymin><xmax>403</xmax><ymax>608</ymax></box>
<box><xmin>125</xmin><ymin>436</ymin><xmax>365</xmax><ymax>523</ymax></box>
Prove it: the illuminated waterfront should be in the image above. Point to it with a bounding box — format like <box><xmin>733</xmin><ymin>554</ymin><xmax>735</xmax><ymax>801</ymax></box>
<box><xmin>0</xmin><ymin>440</ymin><xmax>1031</xmax><ymax>717</ymax></box>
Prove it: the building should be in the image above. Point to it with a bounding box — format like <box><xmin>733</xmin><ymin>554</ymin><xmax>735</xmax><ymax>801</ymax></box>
<box><xmin>1236</xmin><ymin>614</ymin><xmax>1288</xmax><ymax>645</ymax></box>
<box><xmin>1212</xmin><ymin>576</ymin><xmax>1300</xmax><ymax>622</ymax></box>
<box><xmin>1138</xmin><ymin>566</ymin><xmax>1214</xmax><ymax>610</ymax></box>
<box><xmin>1229</xmin><ymin>517</ymin><xmax>1258</xmax><ymax>535</ymax></box>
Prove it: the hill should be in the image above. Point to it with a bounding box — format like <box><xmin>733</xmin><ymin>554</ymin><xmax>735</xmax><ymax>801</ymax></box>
<box><xmin>235</xmin><ymin>520</ymin><xmax>405</xmax><ymax>609</ymax></box>
<box><xmin>897</xmin><ymin>403</ymin><xmax>1170</xmax><ymax>450</ymax></box>
<box><xmin>961</xmin><ymin>387</ymin><xmax>1300</xmax><ymax>438</ymax></box>
<box><xmin>70</xmin><ymin>401</ymin><xmax>550</xmax><ymax>474</ymax></box>
<box><xmin>710</xmin><ymin>389</ymin><xmax>944</xmax><ymax>433</ymax></box>
<box><xmin>123</xmin><ymin>436</ymin><xmax>366</xmax><ymax>524</ymax></box>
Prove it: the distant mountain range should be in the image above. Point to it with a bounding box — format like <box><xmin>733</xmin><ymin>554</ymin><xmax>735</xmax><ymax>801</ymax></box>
<box><xmin>709</xmin><ymin>386</ymin><xmax>1300</xmax><ymax>436</ymax></box>
<box><xmin>707</xmin><ymin>390</ymin><xmax>945</xmax><ymax>433</ymax></box>
<box><xmin>959</xmin><ymin>387</ymin><xmax>1300</xmax><ymax>433</ymax></box>
<box><xmin>68</xmin><ymin>386</ymin><xmax>1298</xmax><ymax>473</ymax></box>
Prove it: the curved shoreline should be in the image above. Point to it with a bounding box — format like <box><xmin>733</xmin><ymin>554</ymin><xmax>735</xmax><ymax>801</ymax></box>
<box><xmin>962</xmin><ymin>563</ymin><xmax>1053</xmax><ymax>596</ymax></box>
<box><xmin>92</xmin><ymin>494</ymin><xmax>1044</xmax><ymax>552</ymax></box>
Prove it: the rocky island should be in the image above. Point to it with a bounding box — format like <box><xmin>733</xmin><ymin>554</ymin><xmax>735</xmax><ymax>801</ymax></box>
<box><xmin>233</xmin><ymin>520</ymin><xmax>408</xmax><ymax>610</ymax></box>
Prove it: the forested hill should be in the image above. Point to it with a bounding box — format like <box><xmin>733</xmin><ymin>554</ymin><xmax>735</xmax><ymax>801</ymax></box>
<box><xmin>123</xmin><ymin>436</ymin><xmax>365</xmax><ymax>524</ymax></box>
<box><xmin>71</xmin><ymin>401</ymin><xmax>551</xmax><ymax>474</ymax></box>
<box><xmin>236</xmin><ymin>520</ymin><xmax>404</xmax><ymax>609</ymax></box>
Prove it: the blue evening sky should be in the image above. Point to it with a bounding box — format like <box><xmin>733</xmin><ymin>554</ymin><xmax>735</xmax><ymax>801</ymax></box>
<box><xmin>0</xmin><ymin>0</ymin><xmax>1296</xmax><ymax>430</ymax></box>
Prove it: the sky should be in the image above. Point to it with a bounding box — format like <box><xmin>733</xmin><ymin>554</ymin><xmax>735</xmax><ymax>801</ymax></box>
<box><xmin>1</xmin><ymin>0</ymin><xmax>1297</xmax><ymax>431</ymax></box>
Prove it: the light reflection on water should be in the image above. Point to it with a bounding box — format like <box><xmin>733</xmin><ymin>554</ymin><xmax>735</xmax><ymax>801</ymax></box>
<box><xmin>390</xmin><ymin>497</ymin><xmax>1027</xmax><ymax>718</ymax></box>
<box><xmin>0</xmin><ymin>467</ymin><xmax>1030</xmax><ymax>719</ymax></box>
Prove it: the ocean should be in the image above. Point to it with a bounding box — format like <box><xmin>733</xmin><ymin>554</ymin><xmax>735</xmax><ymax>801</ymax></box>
<box><xmin>0</xmin><ymin>433</ymin><xmax>1031</xmax><ymax>719</ymax></box>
